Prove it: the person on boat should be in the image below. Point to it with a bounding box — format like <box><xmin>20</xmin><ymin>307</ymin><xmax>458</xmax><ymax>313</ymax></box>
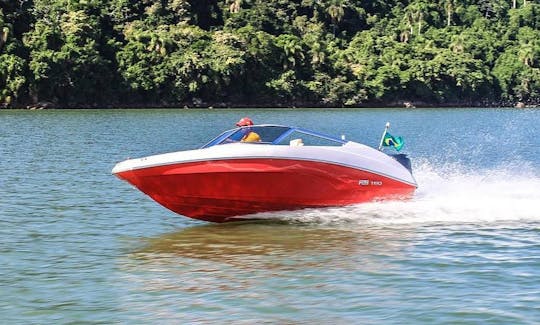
<box><xmin>235</xmin><ymin>117</ymin><xmax>261</xmax><ymax>142</ymax></box>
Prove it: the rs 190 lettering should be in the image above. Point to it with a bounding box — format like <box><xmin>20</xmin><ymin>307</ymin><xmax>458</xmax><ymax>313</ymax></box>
<box><xmin>358</xmin><ymin>180</ymin><xmax>383</xmax><ymax>186</ymax></box>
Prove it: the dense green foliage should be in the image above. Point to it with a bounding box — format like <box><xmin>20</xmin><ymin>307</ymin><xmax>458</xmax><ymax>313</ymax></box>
<box><xmin>0</xmin><ymin>0</ymin><xmax>539</xmax><ymax>108</ymax></box>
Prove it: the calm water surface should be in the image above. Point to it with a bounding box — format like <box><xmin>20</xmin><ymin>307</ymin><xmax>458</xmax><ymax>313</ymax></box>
<box><xmin>1</xmin><ymin>108</ymin><xmax>539</xmax><ymax>323</ymax></box>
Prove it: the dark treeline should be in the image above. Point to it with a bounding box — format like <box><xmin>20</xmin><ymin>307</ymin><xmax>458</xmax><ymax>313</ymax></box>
<box><xmin>0</xmin><ymin>0</ymin><xmax>539</xmax><ymax>108</ymax></box>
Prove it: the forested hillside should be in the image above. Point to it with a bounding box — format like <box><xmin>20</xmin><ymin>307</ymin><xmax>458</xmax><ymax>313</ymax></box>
<box><xmin>1</xmin><ymin>0</ymin><xmax>539</xmax><ymax>108</ymax></box>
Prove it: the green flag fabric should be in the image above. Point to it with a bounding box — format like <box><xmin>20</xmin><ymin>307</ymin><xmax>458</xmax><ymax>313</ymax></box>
<box><xmin>383</xmin><ymin>132</ymin><xmax>404</xmax><ymax>151</ymax></box>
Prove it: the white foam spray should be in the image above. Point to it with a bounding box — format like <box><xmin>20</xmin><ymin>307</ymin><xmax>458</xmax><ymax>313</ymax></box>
<box><xmin>256</xmin><ymin>159</ymin><xmax>540</xmax><ymax>226</ymax></box>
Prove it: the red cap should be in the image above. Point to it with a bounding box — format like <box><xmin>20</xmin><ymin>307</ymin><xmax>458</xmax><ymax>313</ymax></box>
<box><xmin>236</xmin><ymin>117</ymin><xmax>254</xmax><ymax>127</ymax></box>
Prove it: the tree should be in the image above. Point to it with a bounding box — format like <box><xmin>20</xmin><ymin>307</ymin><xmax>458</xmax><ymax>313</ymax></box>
<box><xmin>449</xmin><ymin>33</ymin><xmax>465</xmax><ymax>53</ymax></box>
<box><xmin>518</xmin><ymin>41</ymin><xmax>534</xmax><ymax>67</ymax></box>
<box><xmin>444</xmin><ymin>0</ymin><xmax>455</xmax><ymax>26</ymax></box>
<box><xmin>326</xmin><ymin>0</ymin><xmax>345</xmax><ymax>35</ymax></box>
<box><xmin>24</xmin><ymin>5</ymin><xmax>113</xmax><ymax>106</ymax></box>
<box><xmin>0</xmin><ymin>54</ymin><xmax>26</xmax><ymax>106</ymax></box>
<box><xmin>493</xmin><ymin>28</ymin><xmax>540</xmax><ymax>103</ymax></box>
<box><xmin>404</xmin><ymin>1</ymin><xmax>431</xmax><ymax>36</ymax></box>
<box><xmin>275</xmin><ymin>34</ymin><xmax>305</xmax><ymax>70</ymax></box>
<box><xmin>1</xmin><ymin>0</ymin><xmax>540</xmax><ymax>107</ymax></box>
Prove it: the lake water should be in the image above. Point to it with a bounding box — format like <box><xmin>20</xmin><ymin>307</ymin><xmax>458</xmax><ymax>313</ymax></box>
<box><xmin>1</xmin><ymin>108</ymin><xmax>539</xmax><ymax>323</ymax></box>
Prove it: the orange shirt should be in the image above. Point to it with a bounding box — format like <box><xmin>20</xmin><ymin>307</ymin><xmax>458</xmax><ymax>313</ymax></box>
<box><xmin>242</xmin><ymin>131</ymin><xmax>261</xmax><ymax>142</ymax></box>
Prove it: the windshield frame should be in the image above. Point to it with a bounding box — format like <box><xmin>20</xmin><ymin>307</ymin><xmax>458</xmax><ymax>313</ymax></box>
<box><xmin>201</xmin><ymin>124</ymin><xmax>347</xmax><ymax>148</ymax></box>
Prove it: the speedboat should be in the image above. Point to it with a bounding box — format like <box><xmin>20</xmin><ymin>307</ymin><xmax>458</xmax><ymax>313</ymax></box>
<box><xmin>112</xmin><ymin>124</ymin><xmax>417</xmax><ymax>222</ymax></box>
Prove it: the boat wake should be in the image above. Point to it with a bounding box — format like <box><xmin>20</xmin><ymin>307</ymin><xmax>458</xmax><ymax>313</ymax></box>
<box><xmin>249</xmin><ymin>159</ymin><xmax>540</xmax><ymax>226</ymax></box>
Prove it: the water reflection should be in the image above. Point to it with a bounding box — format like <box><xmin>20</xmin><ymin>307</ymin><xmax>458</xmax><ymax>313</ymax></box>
<box><xmin>129</xmin><ymin>221</ymin><xmax>412</xmax><ymax>270</ymax></box>
<box><xmin>141</xmin><ymin>222</ymin><xmax>348</xmax><ymax>254</ymax></box>
<box><xmin>117</xmin><ymin>222</ymin><xmax>416</xmax><ymax>322</ymax></box>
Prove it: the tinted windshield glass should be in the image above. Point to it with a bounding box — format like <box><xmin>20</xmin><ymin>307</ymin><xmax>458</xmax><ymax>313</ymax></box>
<box><xmin>275</xmin><ymin>130</ymin><xmax>345</xmax><ymax>146</ymax></box>
<box><xmin>222</xmin><ymin>126</ymin><xmax>291</xmax><ymax>144</ymax></box>
<box><xmin>202</xmin><ymin>125</ymin><xmax>345</xmax><ymax>148</ymax></box>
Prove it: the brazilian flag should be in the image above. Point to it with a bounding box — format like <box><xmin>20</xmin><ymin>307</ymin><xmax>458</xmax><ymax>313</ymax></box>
<box><xmin>383</xmin><ymin>132</ymin><xmax>404</xmax><ymax>151</ymax></box>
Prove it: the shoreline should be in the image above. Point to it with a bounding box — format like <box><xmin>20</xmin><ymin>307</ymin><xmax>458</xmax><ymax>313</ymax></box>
<box><xmin>2</xmin><ymin>100</ymin><xmax>539</xmax><ymax>110</ymax></box>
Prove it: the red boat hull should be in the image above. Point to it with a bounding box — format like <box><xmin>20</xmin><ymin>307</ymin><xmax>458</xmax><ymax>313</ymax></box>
<box><xmin>115</xmin><ymin>158</ymin><xmax>416</xmax><ymax>222</ymax></box>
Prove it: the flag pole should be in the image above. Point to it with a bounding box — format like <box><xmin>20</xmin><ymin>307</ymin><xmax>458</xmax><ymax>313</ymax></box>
<box><xmin>378</xmin><ymin>122</ymin><xmax>390</xmax><ymax>151</ymax></box>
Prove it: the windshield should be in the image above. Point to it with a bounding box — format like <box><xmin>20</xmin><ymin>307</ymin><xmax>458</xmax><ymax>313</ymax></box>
<box><xmin>201</xmin><ymin>125</ymin><xmax>346</xmax><ymax>148</ymax></box>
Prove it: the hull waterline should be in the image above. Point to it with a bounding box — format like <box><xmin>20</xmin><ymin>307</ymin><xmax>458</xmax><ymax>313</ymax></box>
<box><xmin>114</xmin><ymin>157</ymin><xmax>416</xmax><ymax>223</ymax></box>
